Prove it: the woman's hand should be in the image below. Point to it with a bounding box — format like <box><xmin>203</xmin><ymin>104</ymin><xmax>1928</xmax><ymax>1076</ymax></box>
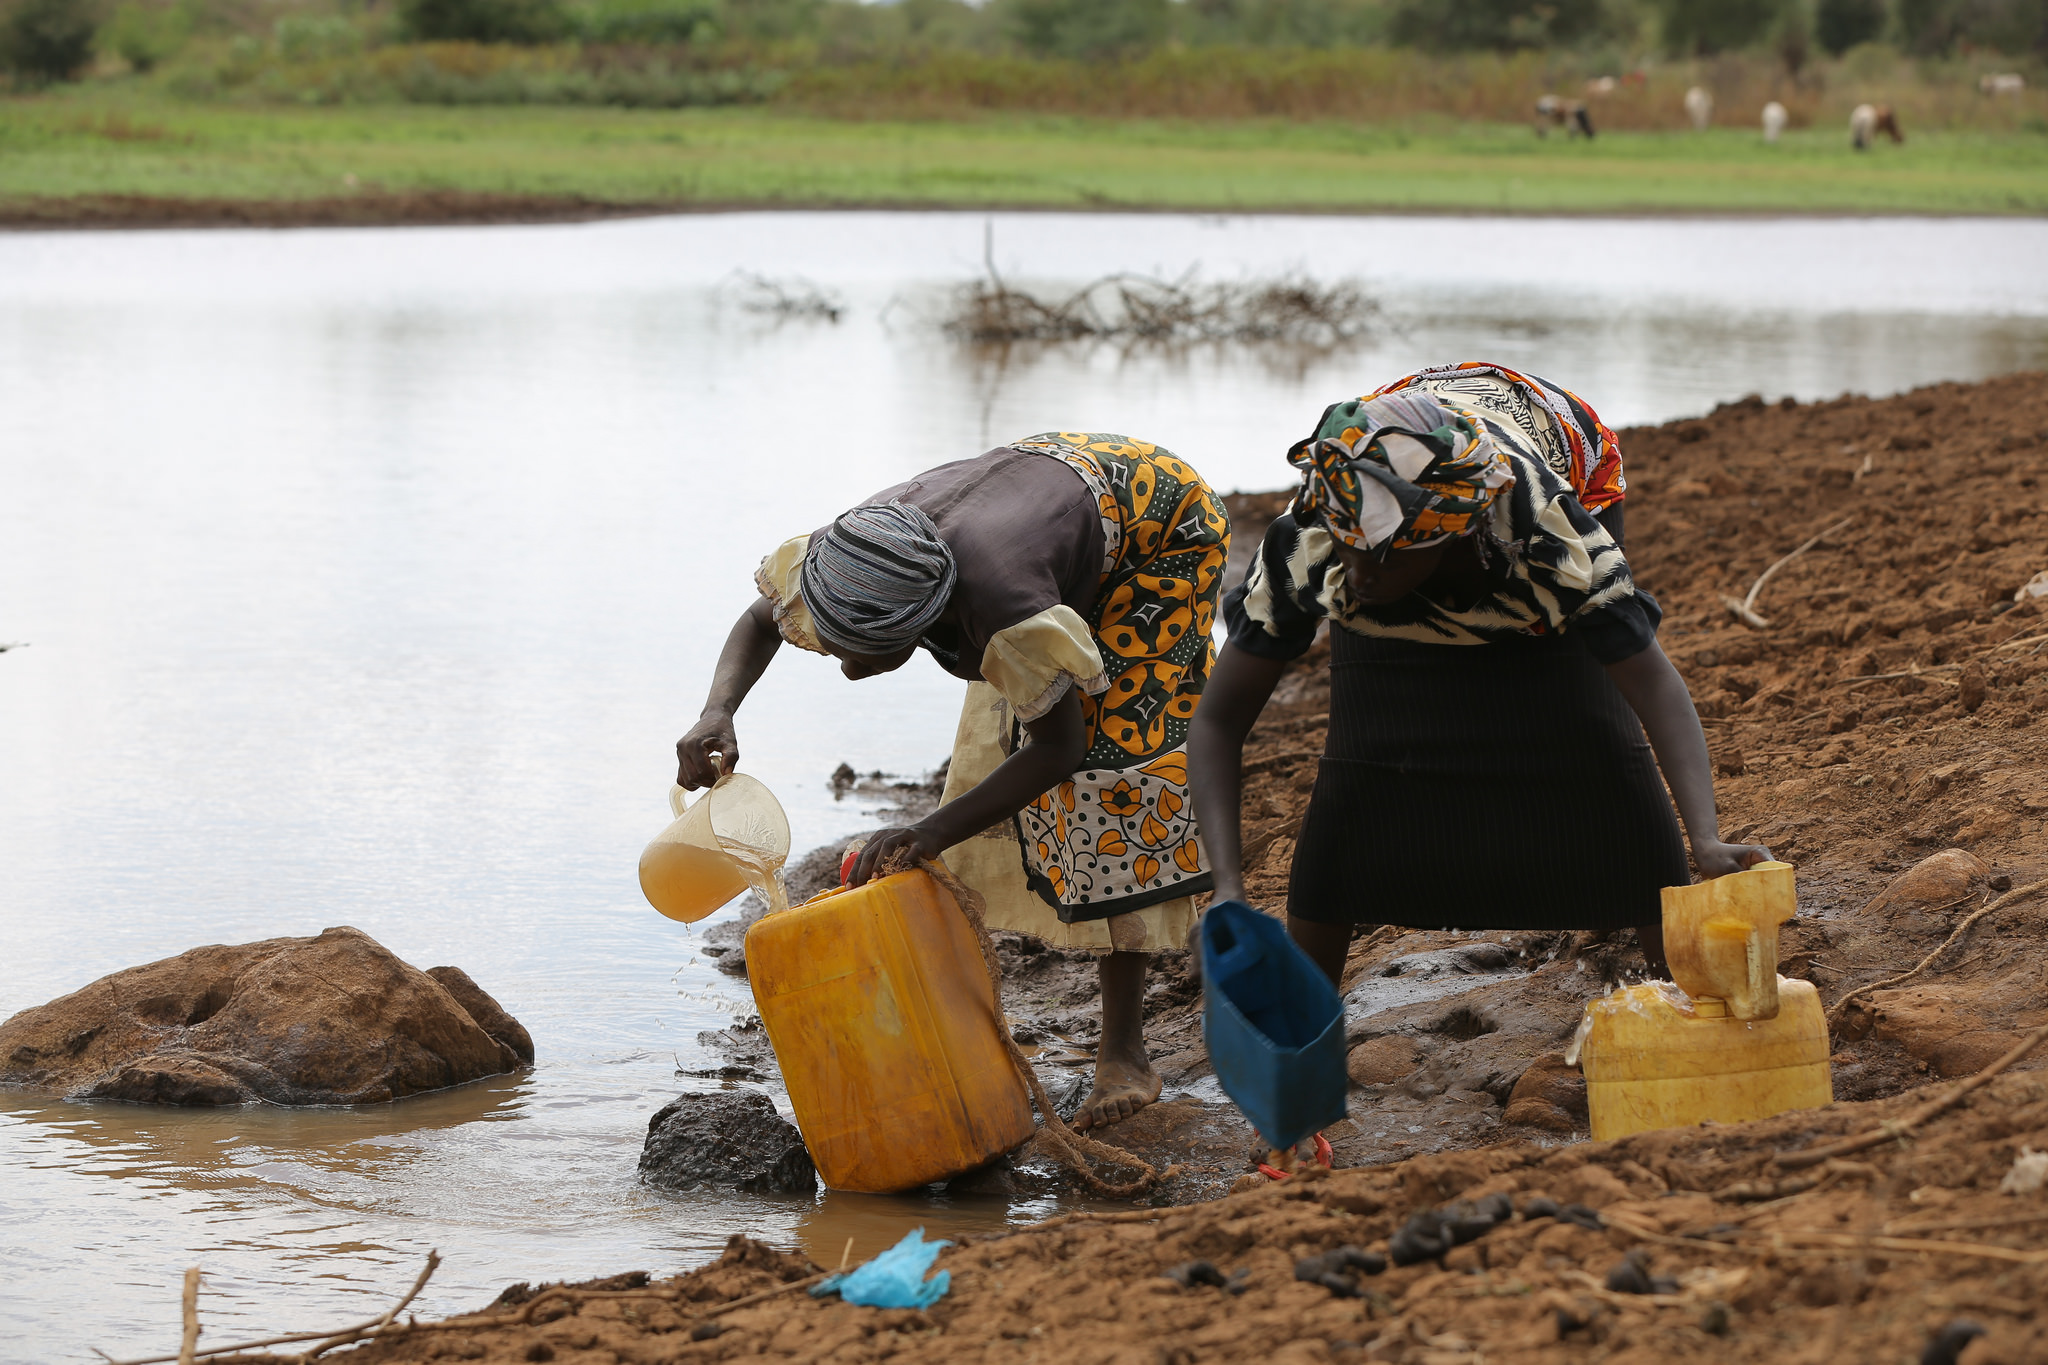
<box><xmin>849</xmin><ymin>825</ymin><xmax>942</xmax><ymax>886</ymax></box>
<box><xmin>676</xmin><ymin>711</ymin><xmax>738</xmax><ymax>790</ymax></box>
<box><xmin>1691</xmin><ymin>839</ymin><xmax>1775</xmax><ymax>879</ymax></box>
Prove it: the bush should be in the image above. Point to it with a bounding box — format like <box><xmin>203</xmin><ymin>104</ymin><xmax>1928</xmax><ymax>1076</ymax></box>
<box><xmin>399</xmin><ymin>0</ymin><xmax>568</xmax><ymax>44</ymax></box>
<box><xmin>1</xmin><ymin>0</ymin><xmax>99</xmax><ymax>79</ymax></box>
<box><xmin>1654</xmin><ymin>0</ymin><xmax>1781</xmax><ymax>53</ymax></box>
<box><xmin>1814</xmin><ymin>0</ymin><xmax>1884</xmax><ymax>52</ymax></box>
<box><xmin>1386</xmin><ymin>0</ymin><xmax>1610</xmax><ymax>51</ymax></box>
<box><xmin>274</xmin><ymin>12</ymin><xmax>359</xmax><ymax>60</ymax></box>
<box><xmin>101</xmin><ymin>0</ymin><xmax>187</xmax><ymax>70</ymax></box>
<box><xmin>572</xmin><ymin>0</ymin><xmax>720</xmax><ymax>44</ymax></box>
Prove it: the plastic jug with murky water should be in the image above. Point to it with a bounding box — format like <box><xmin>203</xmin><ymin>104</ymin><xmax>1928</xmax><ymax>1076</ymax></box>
<box><xmin>1576</xmin><ymin>861</ymin><xmax>1833</xmax><ymax>1140</ymax></box>
<box><xmin>638</xmin><ymin>775</ymin><xmax>791</xmax><ymax>923</ymax></box>
<box><xmin>744</xmin><ymin>868</ymin><xmax>1036</xmax><ymax>1193</ymax></box>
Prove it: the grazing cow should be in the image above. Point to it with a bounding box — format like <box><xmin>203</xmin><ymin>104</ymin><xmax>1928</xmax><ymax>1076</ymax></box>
<box><xmin>1850</xmin><ymin>103</ymin><xmax>1904</xmax><ymax>149</ymax></box>
<box><xmin>1535</xmin><ymin>95</ymin><xmax>1597</xmax><ymax>139</ymax></box>
<box><xmin>1980</xmin><ymin>73</ymin><xmax>2025</xmax><ymax>96</ymax></box>
<box><xmin>1584</xmin><ymin>76</ymin><xmax>1617</xmax><ymax>97</ymax></box>
<box><xmin>1762</xmin><ymin>101</ymin><xmax>1788</xmax><ymax>143</ymax></box>
<box><xmin>1684</xmin><ymin>86</ymin><xmax>1714</xmax><ymax>130</ymax></box>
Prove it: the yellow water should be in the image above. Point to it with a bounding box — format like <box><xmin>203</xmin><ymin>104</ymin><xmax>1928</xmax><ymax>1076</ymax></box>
<box><xmin>638</xmin><ymin>840</ymin><xmax>750</xmax><ymax>923</ymax></box>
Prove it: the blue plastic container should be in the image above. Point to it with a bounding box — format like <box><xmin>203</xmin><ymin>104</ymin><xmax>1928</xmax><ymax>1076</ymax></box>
<box><xmin>1200</xmin><ymin>900</ymin><xmax>1348</xmax><ymax>1151</ymax></box>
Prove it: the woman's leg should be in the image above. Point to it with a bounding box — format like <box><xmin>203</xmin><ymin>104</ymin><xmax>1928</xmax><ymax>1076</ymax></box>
<box><xmin>1288</xmin><ymin>917</ymin><xmax>1352</xmax><ymax>988</ymax></box>
<box><xmin>1074</xmin><ymin>950</ymin><xmax>1162</xmax><ymax>1130</ymax></box>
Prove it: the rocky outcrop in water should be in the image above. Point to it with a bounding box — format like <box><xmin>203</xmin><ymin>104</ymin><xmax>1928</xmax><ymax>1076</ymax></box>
<box><xmin>0</xmin><ymin>926</ymin><xmax>533</xmax><ymax>1105</ymax></box>
<box><xmin>639</xmin><ymin>1091</ymin><xmax>816</xmax><ymax>1195</ymax></box>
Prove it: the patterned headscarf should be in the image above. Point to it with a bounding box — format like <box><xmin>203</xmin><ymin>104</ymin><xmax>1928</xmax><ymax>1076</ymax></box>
<box><xmin>800</xmin><ymin>501</ymin><xmax>958</xmax><ymax>656</ymax></box>
<box><xmin>1286</xmin><ymin>391</ymin><xmax>1514</xmax><ymax>553</ymax></box>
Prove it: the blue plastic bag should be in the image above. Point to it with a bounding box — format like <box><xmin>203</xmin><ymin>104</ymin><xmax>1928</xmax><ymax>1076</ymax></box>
<box><xmin>1201</xmin><ymin>900</ymin><xmax>1348</xmax><ymax>1151</ymax></box>
<box><xmin>809</xmin><ymin>1228</ymin><xmax>951</xmax><ymax>1309</ymax></box>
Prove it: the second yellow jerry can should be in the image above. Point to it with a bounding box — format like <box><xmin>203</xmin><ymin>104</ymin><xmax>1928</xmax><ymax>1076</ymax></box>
<box><xmin>743</xmin><ymin>868</ymin><xmax>1037</xmax><ymax>1193</ymax></box>
<box><xmin>1579</xmin><ymin>977</ymin><xmax>1833</xmax><ymax>1141</ymax></box>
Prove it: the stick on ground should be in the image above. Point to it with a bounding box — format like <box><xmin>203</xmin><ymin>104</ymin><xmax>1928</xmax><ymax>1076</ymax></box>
<box><xmin>1721</xmin><ymin>516</ymin><xmax>1853</xmax><ymax>629</ymax></box>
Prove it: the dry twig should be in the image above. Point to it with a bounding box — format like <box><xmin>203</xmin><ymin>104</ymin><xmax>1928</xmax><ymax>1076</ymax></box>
<box><xmin>100</xmin><ymin>1251</ymin><xmax>441</xmax><ymax>1365</ymax></box>
<box><xmin>177</xmin><ymin>1269</ymin><xmax>201</xmax><ymax>1365</ymax></box>
<box><xmin>1720</xmin><ymin>516</ymin><xmax>1854</xmax><ymax>629</ymax></box>
<box><xmin>1828</xmin><ymin>876</ymin><xmax>2048</xmax><ymax>1025</ymax></box>
<box><xmin>1775</xmin><ymin>1019</ymin><xmax>2048</xmax><ymax>1170</ymax></box>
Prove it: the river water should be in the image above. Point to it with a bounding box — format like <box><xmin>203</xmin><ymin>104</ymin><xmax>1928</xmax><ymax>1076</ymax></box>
<box><xmin>2</xmin><ymin>212</ymin><xmax>2045</xmax><ymax>1363</ymax></box>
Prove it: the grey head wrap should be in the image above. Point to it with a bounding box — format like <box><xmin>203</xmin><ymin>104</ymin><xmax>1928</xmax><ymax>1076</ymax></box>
<box><xmin>801</xmin><ymin>501</ymin><xmax>958</xmax><ymax>656</ymax></box>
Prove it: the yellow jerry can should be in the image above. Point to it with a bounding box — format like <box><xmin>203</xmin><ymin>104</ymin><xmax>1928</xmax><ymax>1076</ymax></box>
<box><xmin>743</xmin><ymin>867</ymin><xmax>1037</xmax><ymax>1193</ymax></box>
<box><xmin>1578</xmin><ymin>977</ymin><xmax>1833</xmax><ymax>1140</ymax></box>
<box><xmin>1579</xmin><ymin>861</ymin><xmax>1833</xmax><ymax>1141</ymax></box>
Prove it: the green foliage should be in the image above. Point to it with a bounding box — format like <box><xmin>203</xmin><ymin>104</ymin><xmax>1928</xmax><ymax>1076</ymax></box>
<box><xmin>1897</xmin><ymin>0</ymin><xmax>2048</xmax><ymax>53</ymax></box>
<box><xmin>1654</xmin><ymin>0</ymin><xmax>1781</xmax><ymax>53</ymax></box>
<box><xmin>571</xmin><ymin>0</ymin><xmax>720</xmax><ymax>43</ymax></box>
<box><xmin>1182</xmin><ymin>0</ymin><xmax>1388</xmax><ymax>47</ymax></box>
<box><xmin>2</xmin><ymin>0</ymin><xmax>99</xmax><ymax>79</ymax></box>
<box><xmin>1000</xmin><ymin>0</ymin><xmax>1170</xmax><ymax>59</ymax></box>
<box><xmin>399</xmin><ymin>0</ymin><xmax>569</xmax><ymax>45</ymax></box>
<box><xmin>102</xmin><ymin>0</ymin><xmax>188</xmax><ymax>70</ymax></box>
<box><xmin>1385</xmin><ymin>0</ymin><xmax>1610</xmax><ymax>52</ymax></box>
<box><xmin>1814</xmin><ymin>0</ymin><xmax>1884</xmax><ymax>53</ymax></box>
<box><xmin>274</xmin><ymin>12</ymin><xmax>359</xmax><ymax>59</ymax></box>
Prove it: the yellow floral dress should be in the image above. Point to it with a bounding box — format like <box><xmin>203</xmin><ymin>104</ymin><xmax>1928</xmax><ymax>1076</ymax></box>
<box><xmin>758</xmin><ymin>434</ymin><xmax>1229</xmax><ymax>953</ymax></box>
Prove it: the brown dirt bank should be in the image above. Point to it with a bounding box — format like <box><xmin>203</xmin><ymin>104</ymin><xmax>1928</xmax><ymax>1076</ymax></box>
<box><xmin>339</xmin><ymin>1067</ymin><xmax>2048</xmax><ymax>1364</ymax></box>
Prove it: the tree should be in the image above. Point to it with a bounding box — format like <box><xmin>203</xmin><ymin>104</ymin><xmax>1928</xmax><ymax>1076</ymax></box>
<box><xmin>1656</xmin><ymin>0</ymin><xmax>1781</xmax><ymax>52</ymax></box>
<box><xmin>1000</xmin><ymin>0</ymin><xmax>1170</xmax><ymax>59</ymax></box>
<box><xmin>1</xmin><ymin>0</ymin><xmax>97</xmax><ymax>79</ymax></box>
<box><xmin>1814</xmin><ymin>0</ymin><xmax>1884</xmax><ymax>52</ymax></box>
<box><xmin>1387</xmin><ymin>0</ymin><xmax>1610</xmax><ymax>52</ymax></box>
<box><xmin>398</xmin><ymin>0</ymin><xmax>568</xmax><ymax>44</ymax></box>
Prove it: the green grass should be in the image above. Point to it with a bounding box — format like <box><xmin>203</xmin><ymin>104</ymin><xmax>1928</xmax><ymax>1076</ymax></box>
<box><xmin>5</xmin><ymin>91</ymin><xmax>2047</xmax><ymax>215</ymax></box>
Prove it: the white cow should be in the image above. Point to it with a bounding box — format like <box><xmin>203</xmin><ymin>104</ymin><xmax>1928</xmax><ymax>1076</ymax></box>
<box><xmin>1762</xmin><ymin>101</ymin><xmax>1788</xmax><ymax>143</ymax></box>
<box><xmin>1980</xmin><ymin>73</ymin><xmax>2025</xmax><ymax>96</ymax></box>
<box><xmin>1850</xmin><ymin>103</ymin><xmax>1904</xmax><ymax>149</ymax></box>
<box><xmin>1684</xmin><ymin>85</ymin><xmax>1714</xmax><ymax>130</ymax></box>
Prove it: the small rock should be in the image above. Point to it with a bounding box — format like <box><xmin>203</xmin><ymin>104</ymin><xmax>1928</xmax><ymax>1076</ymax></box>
<box><xmin>1502</xmin><ymin>1053</ymin><xmax>1586</xmax><ymax>1133</ymax></box>
<box><xmin>1921</xmin><ymin>1319</ymin><xmax>1987</xmax><ymax>1365</ymax></box>
<box><xmin>1519</xmin><ymin>1196</ymin><xmax>1560</xmax><ymax>1220</ymax></box>
<box><xmin>690</xmin><ymin>1322</ymin><xmax>725</xmax><ymax>1342</ymax></box>
<box><xmin>639</xmin><ymin>1091</ymin><xmax>816</xmax><ymax>1195</ymax></box>
<box><xmin>1346</xmin><ymin>1036</ymin><xmax>1425</xmax><ymax>1086</ymax></box>
<box><xmin>1959</xmin><ymin>665</ymin><xmax>1988</xmax><ymax>713</ymax></box>
<box><xmin>1162</xmin><ymin>1260</ymin><xmax>1227</xmax><ymax>1289</ymax></box>
<box><xmin>1869</xmin><ymin>849</ymin><xmax>1992</xmax><ymax>915</ymax></box>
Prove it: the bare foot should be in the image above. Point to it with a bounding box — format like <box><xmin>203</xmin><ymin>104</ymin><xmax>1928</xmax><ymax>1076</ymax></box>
<box><xmin>1071</xmin><ymin>1055</ymin><xmax>1161</xmax><ymax>1131</ymax></box>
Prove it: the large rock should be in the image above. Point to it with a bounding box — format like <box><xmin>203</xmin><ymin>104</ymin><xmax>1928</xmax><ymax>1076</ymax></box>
<box><xmin>640</xmin><ymin>1091</ymin><xmax>816</xmax><ymax>1195</ymax></box>
<box><xmin>0</xmin><ymin>926</ymin><xmax>532</xmax><ymax>1105</ymax></box>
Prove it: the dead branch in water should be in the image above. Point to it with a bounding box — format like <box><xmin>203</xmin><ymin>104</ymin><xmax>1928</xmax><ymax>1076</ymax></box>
<box><xmin>946</xmin><ymin>268</ymin><xmax>1379</xmax><ymax>348</ymax></box>
<box><xmin>729</xmin><ymin>271</ymin><xmax>844</xmax><ymax>322</ymax></box>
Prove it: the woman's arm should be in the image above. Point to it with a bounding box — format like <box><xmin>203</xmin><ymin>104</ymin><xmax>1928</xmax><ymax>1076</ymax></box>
<box><xmin>676</xmin><ymin>596</ymin><xmax>783</xmax><ymax>790</ymax></box>
<box><xmin>849</xmin><ymin>687</ymin><xmax>1089</xmax><ymax>885</ymax></box>
<box><xmin>1603</xmin><ymin>640</ymin><xmax>1772</xmax><ymax>878</ymax></box>
<box><xmin>1188</xmin><ymin>642</ymin><xmax>1290</xmax><ymax>904</ymax></box>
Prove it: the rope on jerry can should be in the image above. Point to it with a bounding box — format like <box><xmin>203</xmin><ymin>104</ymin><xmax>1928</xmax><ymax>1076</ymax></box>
<box><xmin>878</xmin><ymin>849</ymin><xmax>1181</xmax><ymax>1199</ymax></box>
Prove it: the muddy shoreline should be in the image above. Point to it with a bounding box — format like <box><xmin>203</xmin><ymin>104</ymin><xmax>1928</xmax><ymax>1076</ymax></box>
<box><xmin>6</xmin><ymin>193</ymin><xmax>2042</xmax><ymax>232</ymax></box>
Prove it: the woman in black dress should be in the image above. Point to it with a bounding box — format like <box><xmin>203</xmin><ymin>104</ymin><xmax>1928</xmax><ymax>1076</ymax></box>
<box><xmin>1188</xmin><ymin>364</ymin><xmax>1771</xmax><ymax>983</ymax></box>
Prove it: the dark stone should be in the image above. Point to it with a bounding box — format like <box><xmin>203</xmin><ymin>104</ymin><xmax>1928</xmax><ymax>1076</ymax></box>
<box><xmin>1163</xmin><ymin>1260</ymin><xmax>1227</xmax><ymax>1289</ymax></box>
<box><xmin>1519</xmin><ymin>1195</ymin><xmax>1560</xmax><ymax>1220</ymax></box>
<box><xmin>1921</xmin><ymin>1320</ymin><xmax>1987</xmax><ymax>1365</ymax></box>
<box><xmin>639</xmin><ymin>1091</ymin><xmax>816</xmax><ymax>1195</ymax></box>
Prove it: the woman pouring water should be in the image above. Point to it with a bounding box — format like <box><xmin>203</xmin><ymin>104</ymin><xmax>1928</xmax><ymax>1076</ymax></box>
<box><xmin>678</xmin><ymin>434</ymin><xmax>1229</xmax><ymax>1131</ymax></box>
<box><xmin>1188</xmin><ymin>364</ymin><xmax>1772</xmax><ymax>985</ymax></box>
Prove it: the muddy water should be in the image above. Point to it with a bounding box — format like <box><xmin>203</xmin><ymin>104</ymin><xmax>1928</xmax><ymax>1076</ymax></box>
<box><xmin>3</xmin><ymin>212</ymin><xmax>2046</xmax><ymax>1363</ymax></box>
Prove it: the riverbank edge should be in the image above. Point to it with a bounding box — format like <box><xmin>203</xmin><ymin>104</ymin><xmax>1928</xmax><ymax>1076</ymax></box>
<box><xmin>8</xmin><ymin>193</ymin><xmax>2048</xmax><ymax>231</ymax></box>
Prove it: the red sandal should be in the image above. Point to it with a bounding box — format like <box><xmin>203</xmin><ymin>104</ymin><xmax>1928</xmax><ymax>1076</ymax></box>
<box><xmin>1257</xmin><ymin>1131</ymin><xmax>1333</xmax><ymax>1181</ymax></box>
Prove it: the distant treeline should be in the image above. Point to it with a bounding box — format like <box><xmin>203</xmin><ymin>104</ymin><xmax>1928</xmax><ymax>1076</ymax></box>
<box><xmin>3</xmin><ymin>0</ymin><xmax>2043</xmax><ymax>106</ymax></box>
